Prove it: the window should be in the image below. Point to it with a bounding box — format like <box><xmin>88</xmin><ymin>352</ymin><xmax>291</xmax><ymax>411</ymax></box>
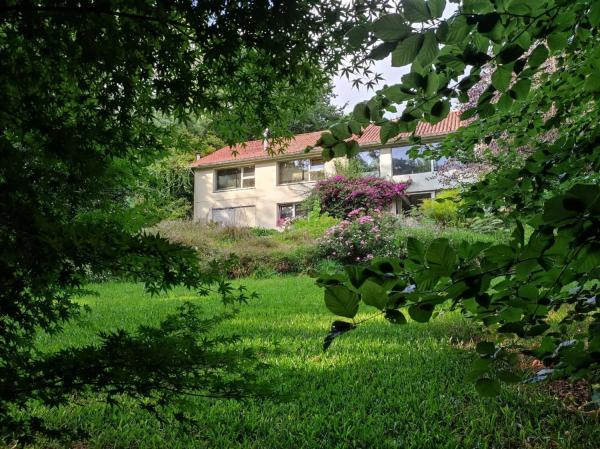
<box><xmin>277</xmin><ymin>203</ymin><xmax>304</xmax><ymax>225</ymax></box>
<box><xmin>356</xmin><ymin>149</ymin><xmax>380</xmax><ymax>176</ymax></box>
<box><xmin>278</xmin><ymin>159</ymin><xmax>324</xmax><ymax>184</ymax></box>
<box><xmin>215</xmin><ymin>166</ymin><xmax>255</xmax><ymax>190</ymax></box>
<box><xmin>212</xmin><ymin>206</ymin><xmax>256</xmax><ymax>227</ymax></box>
<box><xmin>396</xmin><ymin>192</ymin><xmax>434</xmax><ymax>213</ymax></box>
<box><xmin>392</xmin><ymin>146</ymin><xmax>432</xmax><ymax>175</ymax></box>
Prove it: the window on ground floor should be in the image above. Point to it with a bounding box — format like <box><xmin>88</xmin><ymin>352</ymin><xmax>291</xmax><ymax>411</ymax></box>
<box><xmin>396</xmin><ymin>192</ymin><xmax>434</xmax><ymax>213</ymax></box>
<box><xmin>215</xmin><ymin>166</ymin><xmax>255</xmax><ymax>191</ymax></box>
<box><xmin>277</xmin><ymin>202</ymin><xmax>305</xmax><ymax>226</ymax></box>
<box><xmin>212</xmin><ymin>205</ymin><xmax>256</xmax><ymax>227</ymax></box>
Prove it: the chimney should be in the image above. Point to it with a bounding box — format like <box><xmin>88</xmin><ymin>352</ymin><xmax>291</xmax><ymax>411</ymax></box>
<box><xmin>195</xmin><ymin>153</ymin><xmax>201</xmax><ymax>161</ymax></box>
<box><xmin>262</xmin><ymin>128</ymin><xmax>269</xmax><ymax>151</ymax></box>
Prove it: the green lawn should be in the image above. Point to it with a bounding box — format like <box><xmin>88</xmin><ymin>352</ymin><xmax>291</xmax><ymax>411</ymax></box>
<box><xmin>32</xmin><ymin>277</ymin><xmax>598</xmax><ymax>449</ymax></box>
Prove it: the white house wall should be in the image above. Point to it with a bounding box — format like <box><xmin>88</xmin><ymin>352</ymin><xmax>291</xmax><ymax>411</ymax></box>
<box><xmin>194</xmin><ymin>146</ymin><xmax>448</xmax><ymax>229</ymax></box>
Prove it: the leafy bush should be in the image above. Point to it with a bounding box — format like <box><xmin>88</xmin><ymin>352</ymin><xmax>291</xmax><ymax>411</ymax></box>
<box><xmin>419</xmin><ymin>189</ymin><xmax>462</xmax><ymax>226</ymax></box>
<box><xmin>317</xmin><ymin>209</ymin><xmax>400</xmax><ymax>264</ymax></box>
<box><xmin>290</xmin><ymin>202</ymin><xmax>339</xmax><ymax>238</ymax></box>
<box><xmin>308</xmin><ymin>175</ymin><xmax>410</xmax><ymax>218</ymax></box>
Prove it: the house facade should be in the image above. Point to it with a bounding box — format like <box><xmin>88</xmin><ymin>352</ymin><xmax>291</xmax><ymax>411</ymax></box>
<box><xmin>192</xmin><ymin>112</ymin><xmax>463</xmax><ymax>228</ymax></box>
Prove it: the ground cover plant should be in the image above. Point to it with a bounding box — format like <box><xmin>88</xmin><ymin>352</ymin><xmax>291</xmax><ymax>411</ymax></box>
<box><xmin>154</xmin><ymin>217</ymin><xmax>506</xmax><ymax>277</ymax></box>
<box><xmin>27</xmin><ymin>277</ymin><xmax>600</xmax><ymax>449</ymax></box>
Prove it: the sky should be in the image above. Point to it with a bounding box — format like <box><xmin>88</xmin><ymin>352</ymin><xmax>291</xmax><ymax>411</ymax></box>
<box><xmin>331</xmin><ymin>59</ymin><xmax>408</xmax><ymax>111</ymax></box>
<box><xmin>331</xmin><ymin>2</ymin><xmax>458</xmax><ymax>112</ymax></box>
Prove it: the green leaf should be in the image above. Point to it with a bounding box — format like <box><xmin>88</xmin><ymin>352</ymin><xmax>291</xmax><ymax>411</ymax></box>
<box><xmin>416</xmin><ymin>31</ymin><xmax>439</xmax><ymax>65</ymax></box>
<box><xmin>324</xmin><ymin>285</ymin><xmax>359</xmax><ymax>318</ymax></box>
<box><xmin>427</xmin><ymin>0</ymin><xmax>446</xmax><ymax>19</ymax></box>
<box><xmin>584</xmin><ymin>74</ymin><xmax>600</xmax><ymax>92</ymax></box>
<box><xmin>430</xmin><ymin>100</ymin><xmax>450</xmax><ymax>119</ymax></box>
<box><xmin>510</xmin><ymin>78</ymin><xmax>531</xmax><ymax>100</ymax></box>
<box><xmin>380</xmin><ymin>121</ymin><xmax>400</xmax><ymax>144</ymax></box>
<box><xmin>384</xmin><ymin>309</ymin><xmax>407</xmax><ymax>324</ymax></box>
<box><xmin>528</xmin><ymin>44</ymin><xmax>549</xmax><ymax>67</ymax></box>
<box><xmin>426</xmin><ymin>238</ymin><xmax>456</xmax><ymax>275</ymax></box>
<box><xmin>403</xmin><ymin>0</ymin><xmax>431</xmax><ymax>22</ymax></box>
<box><xmin>591</xmin><ymin>0</ymin><xmax>600</xmax><ymax>27</ymax></box>
<box><xmin>407</xmin><ymin>237</ymin><xmax>425</xmax><ymax>264</ymax></box>
<box><xmin>518</xmin><ymin>284</ymin><xmax>538</xmax><ymax>301</ymax></box>
<box><xmin>476</xmin><ymin>341</ymin><xmax>496</xmax><ymax>355</ymax></box>
<box><xmin>345</xmin><ymin>24</ymin><xmax>369</xmax><ymax>48</ymax></box>
<box><xmin>332</xmin><ymin>142</ymin><xmax>347</xmax><ymax>157</ymax></box>
<box><xmin>372</xmin><ymin>14</ymin><xmax>411</xmax><ymax>42</ymax></box>
<box><xmin>408</xmin><ymin>303</ymin><xmax>435</xmax><ymax>323</ymax></box>
<box><xmin>318</xmin><ymin>132</ymin><xmax>337</xmax><ymax>147</ymax></box>
<box><xmin>330</xmin><ymin>123</ymin><xmax>351</xmax><ymax>140</ymax></box>
<box><xmin>491</xmin><ymin>65</ymin><xmax>512</xmax><ymax>92</ymax></box>
<box><xmin>499</xmin><ymin>307</ymin><xmax>523</xmax><ymax>323</ymax></box>
<box><xmin>369</xmin><ymin>41</ymin><xmax>398</xmax><ymax>60</ymax></box>
<box><xmin>346</xmin><ymin>140</ymin><xmax>361</xmax><ymax>158</ymax></box>
<box><xmin>497</xmin><ymin>370</ymin><xmax>521</xmax><ymax>383</ymax></box>
<box><xmin>348</xmin><ymin>120</ymin><xmax>362</xmax><ymax>135</ymax></box>
<box><xmin>353</xmin><ymin>102</ymin><xmax>370</xmax><ymax>123</ymax></box>
<box><xmin>360</xmin><ymin>280</ymin><xmax>389</xmax><ymax>310</ymax></box>
<box><xmin>547</xmin><ymin>32</ymin><xmax>568</xmax><ymax>51</ymax></box>
<box><xmin>391</xmin><ymin>34</ymin><xmax>424</xmax><ymax>67</ymax></box>
<box><xmin>475</xmin><ymin>378</ymin><xmax>501</xmax><ymax>397</ymax></box>
<box><xmin>498</xmin><ymin>44</ymin><xmax>525</xmax><ymax>64</ymax></box>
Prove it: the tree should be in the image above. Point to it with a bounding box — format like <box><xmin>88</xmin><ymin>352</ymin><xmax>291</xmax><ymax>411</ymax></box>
<box><xmin>0</xmin><ymin>0</ymin><xmax>350</xmax><ymax>442</ymax></box>
<box><xmin>316</xmin><ymin>0</ymin><xmax>600</xmax><ymax>405</ymax></box>
<box><xmin>288</xmin><ymin>85</ymin><xmax>349</xmax><ymax>134</ymax></box>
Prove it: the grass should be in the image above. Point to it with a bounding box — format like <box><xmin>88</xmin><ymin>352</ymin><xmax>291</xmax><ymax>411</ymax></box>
<box><xmin>30</xmin><ymin>277</ymin><xmax>598</xmax><ymax>449</ymax></box>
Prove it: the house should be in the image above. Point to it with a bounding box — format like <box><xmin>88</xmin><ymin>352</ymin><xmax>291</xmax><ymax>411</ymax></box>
<box><xmin>191</xmin><ymin>112</ymin><xmax>463</xmax><ymax>228</ymax></box>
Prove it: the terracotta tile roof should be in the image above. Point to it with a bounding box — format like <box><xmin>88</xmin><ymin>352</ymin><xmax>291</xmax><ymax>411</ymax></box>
<box><xmin>192</xmin><ymin>111</ymin><xmax>463</xmax><ymax>168</ymax></box>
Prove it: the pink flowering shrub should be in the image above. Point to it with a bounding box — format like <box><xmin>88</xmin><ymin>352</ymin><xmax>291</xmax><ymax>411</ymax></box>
<box><xmin>317</xmin><ymin>209</ymin><xmax>400</xmax><ymax>264</ymax></box>
<box><xmin>309</xmin><ymin>175</ymin><xmax>410</xmax><ymax>218</ymax></box>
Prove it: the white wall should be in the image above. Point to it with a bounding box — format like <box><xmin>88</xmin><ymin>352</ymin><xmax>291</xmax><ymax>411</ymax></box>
<box><xmin>194</xmin><ymin>158</ymin><xmax>337</xmax><ymax>228</ymax></box>
<box><xmin>194</xmin><ymin>144</ymin><xmax>447</xmax><ymax>228</ymax></box>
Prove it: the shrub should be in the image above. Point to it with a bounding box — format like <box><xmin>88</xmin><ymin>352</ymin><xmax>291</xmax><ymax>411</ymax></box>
<box><xmin>289</xmin><ymin>201</ymin><xmax>339</xmax><ymax>238</ymax></box>
<box><xmin>317</xmin><ymin>209</ymin><xmax>400</xmax><ymax>264</ymax></box>
<box><xmin>419</xmin><ymin>189</ymin><xmax>462</xmax><ymax>226</ymax></box>
<box><xmin>308</xmin><ymin>175</ymin><xmax>410</xmax><ymax>218</ymax></box>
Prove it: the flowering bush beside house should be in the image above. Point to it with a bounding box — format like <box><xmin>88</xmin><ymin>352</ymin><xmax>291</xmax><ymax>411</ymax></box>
<box><xmin>316</xmin><ymin>208</ymin><xmax>400</xmax><ymax>264</ymax></box>
<box><xmin>307</xmin><ymin>175</ymin><xmax>410</xmax><ymax>219</ymax></box>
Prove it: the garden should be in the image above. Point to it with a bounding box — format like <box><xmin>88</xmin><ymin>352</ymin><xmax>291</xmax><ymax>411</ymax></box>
<box><xmin>2</xmin><ymin>1</ymin><xmax>600</xmax><ymax>448</ymax></box>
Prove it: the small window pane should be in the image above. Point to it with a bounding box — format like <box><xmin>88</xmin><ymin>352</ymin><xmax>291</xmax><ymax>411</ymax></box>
<box><xmin>356</xmin><ymin>150</ymin><xmax>380</xmax><ymax>176</ymax></box>
<box><xmin>216</xmin><ymin>168</ymin><xmax>241</xmax><ymax>190</ymax></box>
<box><xmin>279</xmin><ymin>160</ymin><xmax>308</xmax><ymax>184</ymax></box>
<box><xmin>392</xmin><ymin>146</ymin><xmax>431</xmax><ymax>175</ymax></box>
<box><xmin>242</xmin><ymin>177</ymin><xmax>255</xmax><ymax>188</ymax></box>
<box><xmin>279</xmin><ymin>204</ymin><xmax>295</xmax><ymax>219</ymax></box>
<box><xmin>397</xmin><ymin>193</ymin><xmax>433</xmax><ymax>213</ymax></box>
<box><xmin>309</xmin><ymin>159</ymin><xmax>325</xmax><ymax>181</ymax></box>
<box><xmin>242</xmin><ymin>166</ymin><xmax>255</xmax><ymax>176</ymax></box>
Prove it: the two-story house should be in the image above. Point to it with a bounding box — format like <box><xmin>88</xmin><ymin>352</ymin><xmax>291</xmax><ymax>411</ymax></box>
<box><xmin>192</xmin><ymin>111</ymin><xmax>463</xmax><ymax>228</ymax></box>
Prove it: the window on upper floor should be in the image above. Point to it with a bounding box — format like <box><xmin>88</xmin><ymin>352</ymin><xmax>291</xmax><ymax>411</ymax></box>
<box><xmin>392</xmin><ymin>146</ymin><xmax>432</xmax><ymax>175</ymax></box>
<box><xmin>356</xmin><ymin>149</ymin><xmax>380</xmax><ymax>176</ymax></box>
<box><xmin>215</xmin><ymin>166</ymin><xmax>255</xmax><ymax>191</ymax></box>
<box><xmin>278</xmin><ymin>159</ymin><xmax>324</xmax><ymax>184</ymax></box>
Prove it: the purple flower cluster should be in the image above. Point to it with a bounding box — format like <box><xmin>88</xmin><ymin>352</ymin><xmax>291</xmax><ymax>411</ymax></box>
<box><xmin>317</xmin><ymin>209</ymin><xmax>399</xmax><ymax>264</ymax></box>
<box><xmin>312</xmin><ymin>175</ymin><xmax>410</xmax><ymax>218</ymax></box>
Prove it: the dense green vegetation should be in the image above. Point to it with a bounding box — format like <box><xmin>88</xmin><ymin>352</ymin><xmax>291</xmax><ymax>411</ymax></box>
<box><xmin>29</xmin><ymin>278</ymin><xmax>599</xmax><ymax>449</ymax></box>
<box><xmin>154</xmin><ymin>217</ymin><xmax>506</xmax><ymax>278</ymax></box>
<box><xmin>316</xmin><ymin>0</ymin><xmax>600</xmax><ymax>400</ymax></box>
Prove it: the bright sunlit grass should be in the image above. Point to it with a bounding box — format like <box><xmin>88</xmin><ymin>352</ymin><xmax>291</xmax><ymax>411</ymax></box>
<box><xmin>31</xmin><ymin>277</ymin><xmax>598</xmax><ymax>449</ymax></box>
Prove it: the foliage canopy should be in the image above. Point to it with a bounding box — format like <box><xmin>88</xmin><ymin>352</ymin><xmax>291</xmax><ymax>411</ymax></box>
<box><xmin>317</xmin><ymin>0</ymin><xmax>600</xmax><ymax>404</ymax></box>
